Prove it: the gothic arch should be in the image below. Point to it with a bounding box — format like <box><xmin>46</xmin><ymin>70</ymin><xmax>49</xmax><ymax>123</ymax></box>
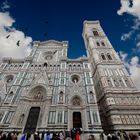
<box><xmin>70</xmin><ymin>95</ymin><xmax>82</xmax><ymax>106</ymax></box>
<box><xmin>28</xmin><ymin>84</ymin><xmax>47</xmax><ymax>100</ymax></box>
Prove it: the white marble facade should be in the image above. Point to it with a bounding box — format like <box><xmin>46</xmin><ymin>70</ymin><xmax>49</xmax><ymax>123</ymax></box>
<box><xmin>0</xmin><ymin>21</ymin><xmax>140</xmax><ymax>133</ymax></box>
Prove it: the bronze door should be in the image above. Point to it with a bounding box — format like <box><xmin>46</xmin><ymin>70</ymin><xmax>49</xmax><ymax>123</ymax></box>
<box><xmin>73</xmin><ymin>112</ymin><xmax>82</xmax><ymax>128</ymax></box>
<box><xmin>24</xmin><ymin>107</ymin><xmax>40</xmax><ymax>133</ymax></box>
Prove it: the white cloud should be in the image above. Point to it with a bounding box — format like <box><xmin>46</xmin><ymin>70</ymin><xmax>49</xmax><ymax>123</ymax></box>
<box><xmin>137</xmin><ymin>41</ymin><xmax>140</xmax><ymax>48</ymax></box>
<box><xmin>119</xmin><ymin>52</ymin><xmax>140</xmax><ymax>90</ymax></box>
<box><xmin>1</xmin><ymin>0</ymin><xmax>10</xmax><ymax>11</ymax></box>
<box><xmin>118</xmin><ymin>0</ymin><xmax>140</xmax><ymax>45</ymax></box>
<box><xmin>0</xmin><ymin>11</ymin><xmax>32</xmax><ymax>60</ymax></box>
<box><xmin>0</xmin><ymin>12</ymin><xmax>14</xmax><ymax>27</ymax></box>
<box><xmin>117</xmin><ymin>0</ymin><xmax>140</xmax><ymax>20</ymax></box>
<box><xmin>121</xmin><ymin>30</ymin><xmax>133</xmax><ymax>41</ymax></box>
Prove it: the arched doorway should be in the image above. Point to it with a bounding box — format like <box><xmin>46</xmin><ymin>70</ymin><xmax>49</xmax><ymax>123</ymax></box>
<box><xmin>24</xmin><ymin>107</ymin><xmax>40</xmax><ymax>133</ymax></box>
<box><xmin>73</xmin><ymin>112</ymin><xmax>82</xmax><ymax>128</ymax></box>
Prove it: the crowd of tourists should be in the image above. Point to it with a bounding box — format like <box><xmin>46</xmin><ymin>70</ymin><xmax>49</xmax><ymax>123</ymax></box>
<box><xmin>100</xmin><ymin>131</ymin><xmax>140</xmax><ymax>140</ymax></box>
<box><xmin>0</xmin><ymin>129</ymin><xmax>140</xmax><ymax>140</ymax></box>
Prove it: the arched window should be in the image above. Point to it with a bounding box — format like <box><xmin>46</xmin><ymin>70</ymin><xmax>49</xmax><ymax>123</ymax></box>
<box><xmin>10</xmin><ymin>91</ymin><xmax>13</xmax><ymax>94</ymax></box>
<box><xmin>69</xmin><ymin>64</ymin><xmax>72</xmax><ymax>70</ymax></box>
<box><xmin>96</xmin><ymin>42</ymin><xmax>100</xmax><ymax>46</ymax></box>
<box><xmin>73</xmin><ymin>64</ymin><xmax>76</xmax><ymax>69</ymax></box>
<box><xmin>101</xmin><ymin>41</ymin><xmax>105</xmax><ymax>46</ymax></box>
<box><xmin>125</xmin><ymin>79</ymin><xmax>131</xmax><ymax>87</ymax></box>
<box><xmin>107</xmin><ymin>53</ymin><xmax>112</xmax><ymax>60</ymax></box>
<box><xmin>107</xmin><ymin>79</ymin><xmax>112</xmax><ymax>86</ymax></box>
<box><xmin>93</xmin><ymin>31</ymin><xmax>99</xmax><ymax>36</ymax></box>
<box><xmin>101</xmin><ymin>54</ymin><xmax>106</xmax><ymax>60</ymax></box>
<box><xmin>44</xmin><ymin>63</ymin><xmax>47</xmax><ymax>67</ymax></box>
<box><xmin>119</xmin><ymin>79</ymin><xmax>124</xmax><ymax>86</ymax></box>
<box><xmin>114</xmin><ymin>79</ymin><xmax>119</xmax><ymax>87</ymax></box>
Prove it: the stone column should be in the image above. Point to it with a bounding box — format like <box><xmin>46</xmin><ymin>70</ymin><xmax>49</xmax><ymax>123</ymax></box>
<box><xmin>82</xmin><ymin>109</ymin><xmax>88</xmax><ymax>131</ymax></box>
<box><xmin>67</xmin><ymin>109</ymin><xmax>71</xmax><ymax>130</ymax></box>
<box><xmin>55</xmin><ymin>111</ymin><xmax>58</xmax><ymax>124</ymax></box>
<box><xmin>62</xmin><ymin>110</ymin><xmax>65</xmax><ymax>124</ymax></box>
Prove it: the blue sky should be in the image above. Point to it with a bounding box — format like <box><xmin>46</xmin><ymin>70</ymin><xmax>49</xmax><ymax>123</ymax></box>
<box><xmin>0</xmin><ymin>0</ymin><xmax>140</xmax><ymax>89</ymax></box>
<box><xmin>0</xmin><ymin>0</ymin><xmax>139</xmax><ymax>58</ymax></box>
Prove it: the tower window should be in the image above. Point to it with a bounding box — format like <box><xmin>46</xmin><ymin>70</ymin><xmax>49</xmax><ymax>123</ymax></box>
<box><xmin>101</xmin><ymin>42</ymin><xmax>105</xmax><ymax>46</ymax></box>
<box><xmin>96</xmin><ymin>42</ymin><xmax>100</xmax><ymax>46</ymax></box>
<box><xmin>107</xmin><ymin>54</ymin><xmax>112</xmax><ymax>60</ymax></box>
<box><xmin>44</xmin><ymin>63</ymin><xmax>47</xmax><ymax>67</ymax></box>
<box><xmin>93</xmin><ymin>31</ymin><xmax>99</xmax><ymax>36</ymax></box>
<box><xmin>101</xmin><ymin>54</ymin><xmax>106</xmax><ymax>60</ymax></box>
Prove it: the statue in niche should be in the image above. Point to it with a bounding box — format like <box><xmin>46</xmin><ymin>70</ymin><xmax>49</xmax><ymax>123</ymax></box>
<box><xmin>90</xmin><ymin>91</ymin><xmax>94</xmax><ymax>102</ymax></box>
<box><xmin>59</xmin><ymin>92</ymin><xmax>63</xmax><ymax>102</ymax></box>
<box><xmin>73</xmin><ymin>97</ymin><xmax>80</xmax><ymax>106</ymax></box>
<box><xmin>18</xmin><ymin>114</ymin><xmax>25</xmax><ymax>125</ymax></box>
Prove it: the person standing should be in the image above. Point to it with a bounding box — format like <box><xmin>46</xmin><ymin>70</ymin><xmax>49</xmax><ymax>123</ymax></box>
<box><xmin>75</xmin><ymin>131</ymin><xmax>80</xmax><ymax>140</ymax></box>
<box><xmin>59</xmin><ymin>132</ymin><xmax>64</xmax><ymax>140</ymax></box>
<box><xmin>46</xmin><ymin>131</ymin><xmax>50</xmax><ymax>140</ymax></box>
<box><xmin>70</xmin><ymin>129</ymin><xmax>74</xmax><ymax>140</ymax></box>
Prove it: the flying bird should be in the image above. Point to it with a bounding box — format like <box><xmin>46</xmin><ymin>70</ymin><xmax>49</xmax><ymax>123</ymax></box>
<box><xmin>6</xmin><ymin>35</ymin><xmax>10</xmax><ymax>39</ymax></box>
<box><xmin>45</xmin><ymin>21</ymin><xmax>48</xmax><ymax>24</ymax></box>
<box><xmin>16</xmin><ymin>40</ymin><xmax>20</xmax><ymax>46</ymax></box>
<box><xmin>44</xmin><ymin>32</ymin><xmax>48</xmax><ymax>37</ymax></box>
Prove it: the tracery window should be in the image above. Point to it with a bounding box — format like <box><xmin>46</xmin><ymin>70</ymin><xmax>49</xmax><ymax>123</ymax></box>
<box><xmin>107</xmin><ymin>53</ymin><xmax>112</xmax><ymax>60</ymax></box>
<box><xmin>93</xmin><ymin>31</ymin><xmax>99</xmax><ymax>36</ymax></box>
<box><xmin>101</xmin><ymin>54</ymin><xmax>106</xmax><ymax>60</ymax></box>
<box><xmin>101</xmin><ymin>41</ymin><xmax>105</xmax><ymax>46</ymax></box>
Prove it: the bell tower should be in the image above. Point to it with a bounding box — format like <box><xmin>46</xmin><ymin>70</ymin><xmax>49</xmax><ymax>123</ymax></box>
<box><xmin>83</xmin><ymin>20</ymin><xmax>140</xmax><ymax>132</ymax></box>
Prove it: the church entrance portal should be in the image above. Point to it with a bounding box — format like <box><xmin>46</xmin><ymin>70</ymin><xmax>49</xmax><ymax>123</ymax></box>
<box><xmin>24</xmin><ymin>107</ymin><xmax>40</xmax><ymax>133</ymax></box>
<box><xmin>73</xmin><ymin>112</ymin><xmax>82</xmax><ymax>128</ymax></box>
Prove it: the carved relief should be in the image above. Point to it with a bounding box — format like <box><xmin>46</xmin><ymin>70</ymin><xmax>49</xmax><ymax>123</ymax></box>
<box><xmin>72</xmin><ymin>97</ymin><xmax>81</xmax><ymax>106</ymax></box>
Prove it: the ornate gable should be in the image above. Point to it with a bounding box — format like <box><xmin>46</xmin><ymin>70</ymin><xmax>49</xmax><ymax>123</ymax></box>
<box><xmin>39</xmin><ymin>40</ymin><xmax>68</xmax><ymax>48</ymax></box>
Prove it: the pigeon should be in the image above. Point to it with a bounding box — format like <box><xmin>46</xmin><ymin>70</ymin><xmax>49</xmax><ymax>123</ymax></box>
<box><xmin>6</xmin><ymin>35</ymin><xmax>10</xmax><ymax>39</ymax></box>
<box><xmin>16</xmin><ymin>40</ymin><xmax>20</xmax><ymax>46</ymax></box>
<box><xmin>44</xmin><ymin>32</ymin><xmax>48</xmax><ymax>37</ymax></box>
<box><xmin>45</xmin><ymin>21</ymin><xmax>48</xmax><ymax>24</ymax></box>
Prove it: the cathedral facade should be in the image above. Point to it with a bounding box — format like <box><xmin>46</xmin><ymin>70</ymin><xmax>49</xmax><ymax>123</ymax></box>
<box><xmin>0</xmin><ymin>21</ymin><xmax>140</xmax><ymax>133</ymax></box>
